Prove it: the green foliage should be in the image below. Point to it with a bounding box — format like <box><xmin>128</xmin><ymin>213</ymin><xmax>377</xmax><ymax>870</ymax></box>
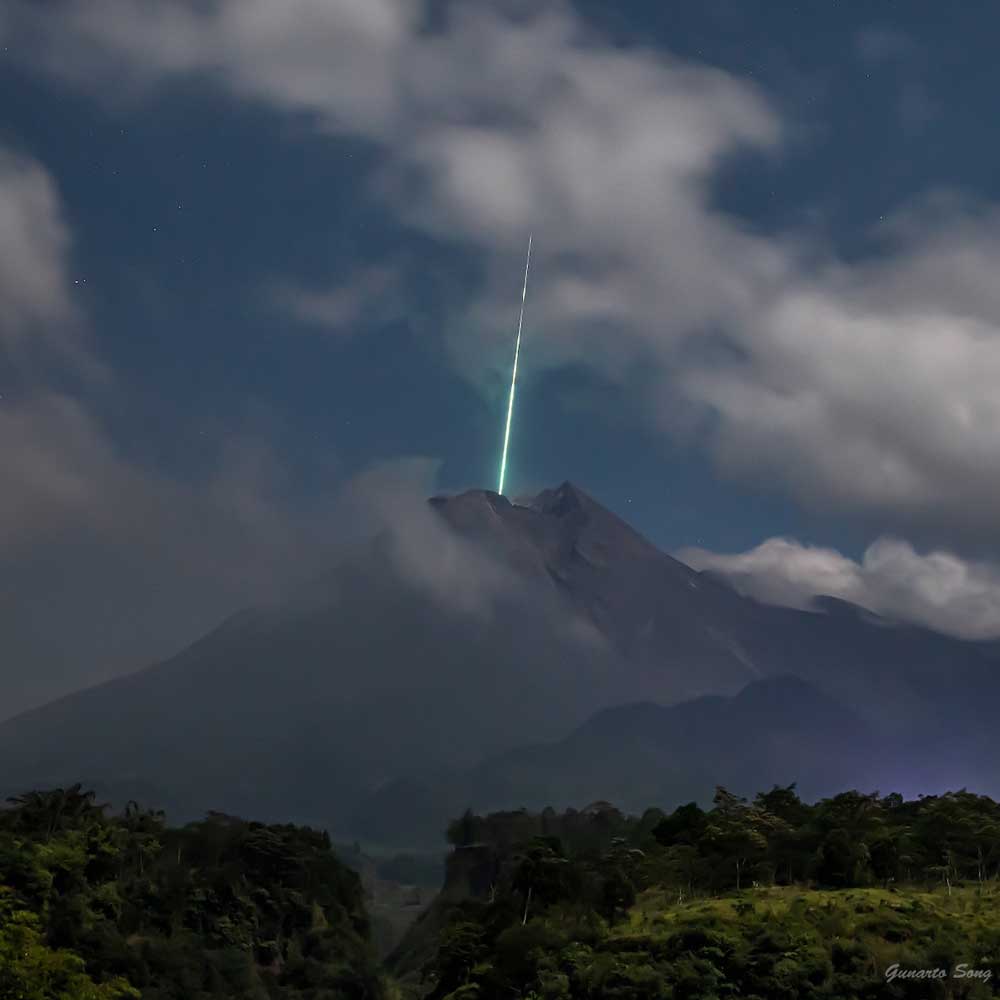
<box><xmin>0</xmin><ymin>789</ymin><xmax>388</xmax><ymax>999</ymax></box>
<box><xmin>0</xmin><ymin>887</ymin><xmax>138</xmax><ymax>999</ymax></box>
<box><xmin>424</xmin><ymin>882</ymin><xmax>1000</xmax><ymax>1000</ymax></box>
<box><xmin>414</xmin><ymin>787</ymin><xmax>1000</xmax><ymax>999</ymax></box>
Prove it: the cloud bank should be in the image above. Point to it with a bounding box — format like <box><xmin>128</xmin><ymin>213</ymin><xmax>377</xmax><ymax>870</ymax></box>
<box><xmin>678</xmin><ymin>536</ymin><xmax>1000</xmax><ymax>640</ymax></box>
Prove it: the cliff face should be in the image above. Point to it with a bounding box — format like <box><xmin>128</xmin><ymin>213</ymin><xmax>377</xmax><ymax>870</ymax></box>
<box><xmin>386</xmin><ymin>802</ymin><xmax>636</xmax><ymax>986</ymax></box>
<box><xmin>379</xmin><ymin>844</ymin><xmax>503</xmax><ymax>986</ymax></box>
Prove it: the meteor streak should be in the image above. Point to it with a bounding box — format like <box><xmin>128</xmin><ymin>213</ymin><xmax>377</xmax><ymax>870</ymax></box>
<box><xmin>498</xmin><ymin>234</ymin><xmax>532</xmax><ymax>496</ymax></box>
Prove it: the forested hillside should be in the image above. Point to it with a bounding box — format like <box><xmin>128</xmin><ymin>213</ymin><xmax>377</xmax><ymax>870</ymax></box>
<box><xmin>6</xmin><ymin>783</ymin><xmax>1000</xmax><ymax>999</ymax></box>
<box><xmin>393</xmin><ymin>788</ymin><xmax>1000</xmax><ymax>999</ymax></box>
<box><xmin>0</xmin><ymin>785</ymin><xmax>386</xmax><ymax>999</ymax></box>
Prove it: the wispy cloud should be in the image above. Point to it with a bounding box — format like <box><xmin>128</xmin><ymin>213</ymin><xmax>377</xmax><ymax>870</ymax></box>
<box><xmin>274</xmin><ymin>266</ymin><xmax>402</xmax><ymax>334</ymax></box>
<box><xmin>0</xmin><ymin>149</ymin><xmax>101</xmax><ymax>380</ymax></box>
<box><xmin>855</xmin><ymin>26</ymin><xmax>918</xmax><ymax>65</ymax></box>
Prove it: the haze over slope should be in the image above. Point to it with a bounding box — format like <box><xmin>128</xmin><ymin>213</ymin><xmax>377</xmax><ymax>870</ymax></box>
<box><xmin>2</xmin><ymin>482</ymin><xmax>997</xmax><ymax>844</ymax></box>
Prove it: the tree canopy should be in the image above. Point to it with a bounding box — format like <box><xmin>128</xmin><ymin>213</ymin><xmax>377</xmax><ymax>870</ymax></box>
<box><xmin>0</xmin><ymin>788</ymin><xmax>387</xmax><ymax>999</ymax></box>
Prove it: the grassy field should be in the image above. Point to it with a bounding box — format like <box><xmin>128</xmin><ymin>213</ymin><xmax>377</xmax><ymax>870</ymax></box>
<box><xmin>629</xmin><ymin>883</ymin><xmax>1000</xmax><ymax>939</ymax></box>
<box><xmin>398</xmin><ymin>884</ymin><xmax>1000</xmax><ymax>999</ymax></box>
<box><xmin>602</xmin><ymin>885</ymin><xmax>1000</xmax><ymax>998</ymax></box>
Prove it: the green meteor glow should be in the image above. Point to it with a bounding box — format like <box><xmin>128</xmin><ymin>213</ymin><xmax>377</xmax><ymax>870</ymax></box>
<box><xmin>498</xmin><ymin>234</ymin><xmax>532</xmax><ymax>496</ymax></box>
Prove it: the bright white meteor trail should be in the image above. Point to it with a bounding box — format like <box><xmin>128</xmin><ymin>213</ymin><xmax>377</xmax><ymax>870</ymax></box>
<box><xmin>498</xmin><ymin>234</ymin><xmax>532</xmax><ymax>496</ymax></box>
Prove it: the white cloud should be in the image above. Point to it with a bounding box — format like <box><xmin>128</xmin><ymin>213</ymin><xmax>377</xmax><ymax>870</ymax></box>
<box><xmin>678</xmin><ymin>536</ymin><xmax>1000</xmax><ymax>640</ymax></box>
<box><xmin>678</xmin><ymin>208</ymin><xmax>1000</xmax><ymax>530</ymax></box>
<box><xmin>7</xmin><ymin>0</ymin><xmax>420</xmax><ymax>132</ymax></box>
<box><xmin>0</xmin><ymin>149</ymin><xmax>94</xmax><ymax>376</ymax></box>
<box><xmin>334</xmin><ymin>456</ymin><xmax>520</xmax><ymax>618</ymax></box>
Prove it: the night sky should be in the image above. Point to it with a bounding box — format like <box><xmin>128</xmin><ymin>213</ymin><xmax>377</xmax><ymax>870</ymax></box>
<box><xmin>4</xmin><ymin>0</ymin><xmax>1000</xmax><ymax>718</ymax></box>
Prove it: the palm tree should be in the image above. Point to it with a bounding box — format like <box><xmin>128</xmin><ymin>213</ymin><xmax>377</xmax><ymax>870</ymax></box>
<box><xmin>121</xmin><ymin>800</ymin><xmax>166</xmax><ymax>876</ymax></box>
<box><xmin>6</xmin><ymin>785</ymin><xmax>108</xmax><ymax>841</ymax></box>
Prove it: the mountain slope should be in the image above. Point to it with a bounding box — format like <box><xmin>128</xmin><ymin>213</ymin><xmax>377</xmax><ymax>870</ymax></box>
<box><xmin>431</xmin><ymin>484</ymin><xmax>764</xmax><ymax>700</ymax></box>
<box><xmin>351</xmin><ymin>675</ymin><xmax>886</xmax><ymax>843</ymax></box>
<box><xmin>465</xmin><ymin>674</ymin><xmax>885</xmax><ymax>810</ymax></box>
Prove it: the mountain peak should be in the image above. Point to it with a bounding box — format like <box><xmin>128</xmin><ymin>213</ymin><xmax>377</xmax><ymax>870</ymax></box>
<box><xmin>429</xmin><ymin>481</ymin><xmax>667</xmax><ymax>569</ymax></box>
<box><xmin>529</xmin><ymin>481</ymin><xmax>594</xmax><ymax>517</ymax></box>
<box><xmin>428</xmin><ymin>481</ymin><xmax>594</xmax><ymax>519</ymax></box>
<box><xmin>428</xmin><ymin>488</ymin><xmax>511</xmax><ymax>516</ymax></box>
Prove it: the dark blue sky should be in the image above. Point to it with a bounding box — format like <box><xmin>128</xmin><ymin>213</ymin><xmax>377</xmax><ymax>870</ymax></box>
<box><xmin>0</xmin><ymin>2</ymin><xmax>981</xmax><ymax>547</ymax></box>
<box><xmin>3</xmin><ymin>0</ymin><xmax>1000</xmax><ymax>714</ymax></box>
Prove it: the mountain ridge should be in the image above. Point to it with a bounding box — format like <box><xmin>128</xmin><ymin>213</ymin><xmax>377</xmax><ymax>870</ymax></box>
<box><xmin>2</xmin><ymin>481</ymin><xmax>999</xmax><ymax>846</ymax></box>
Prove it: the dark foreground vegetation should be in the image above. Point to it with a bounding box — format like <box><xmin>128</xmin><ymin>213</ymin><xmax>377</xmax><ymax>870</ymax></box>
<box><xmin>0</xmin><ymin>785</ymin><xmax>386</xmax><ymax>999</ymax></box>
<box><xmin>5</xmin><ymin>783</ymin><xmax>1000</xmax><ymax>998</ymax></box>
<box><xmin>394</xmin><ymin>787</ymin><xmax>1000</xmax><ymax>999</ymax></box>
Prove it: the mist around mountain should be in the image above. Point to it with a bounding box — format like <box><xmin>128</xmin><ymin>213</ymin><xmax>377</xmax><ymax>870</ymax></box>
<box><xmin>2</xmin><ymin>481</ymin><xmax>999</xmax><ymax>849</ymax></box>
